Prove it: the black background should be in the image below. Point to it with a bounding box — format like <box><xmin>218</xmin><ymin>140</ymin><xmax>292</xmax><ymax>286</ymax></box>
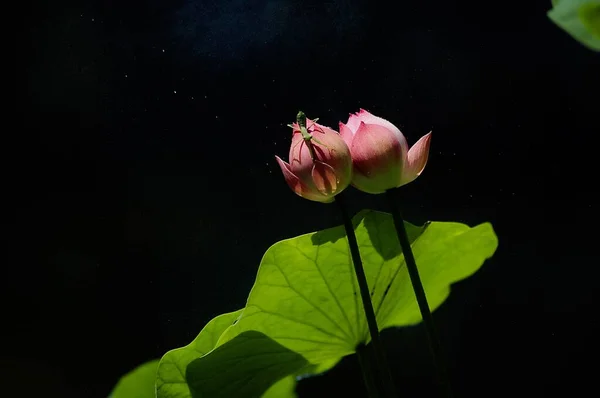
<box><xmin>12</xmin><ymin>0</ymin><xmax>599</xmax><ymax>396</ymax></box>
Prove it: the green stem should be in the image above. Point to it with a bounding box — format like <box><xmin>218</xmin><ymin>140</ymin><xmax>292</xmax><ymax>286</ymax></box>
<box><xmin>385</xmin><ymin>188</ymin><xmax>453</xmax><ymax>398</ymax></box>
<box><xmin>334</xmin><ymin>192</ymin><xmax>397</xmax><ymax>398</ymax></box>
<box><xmin>356</xmin><ymin>344</ymin><xmax>380</xmax><ymax>398</ymax></box>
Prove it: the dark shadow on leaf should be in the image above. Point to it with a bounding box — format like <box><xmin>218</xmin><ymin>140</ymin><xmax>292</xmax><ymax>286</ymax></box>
<box><xmin>309</xmin><ymin>209</ymin><xmax>428</xmax><ymax>260</ymax></box>
<box><xmin>310</xmin><ymin>220</ymin><xmax>345</xmax><ymax>246</ymax></box>
<box><xmin>186</xmin><ymin>330</ymin><xmax>309</xmax><ymax>398</ymax></box>
<box><xmin>363</xmin><ymin>210</ymin><xmax>430</xmax><ymax>260</ymax></box>
<box><xmin>362</xmin><ymin>210</ymin><xmax>400</xmax><ymax>260</ymax></box>
<box><xmin>310</xmin><ymin>209</ymin><xmax>373</xmax><ymax>246</ymax></box>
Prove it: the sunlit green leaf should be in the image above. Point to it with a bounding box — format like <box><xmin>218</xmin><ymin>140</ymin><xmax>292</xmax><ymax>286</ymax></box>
<box><xmin>156</xmin><ymin>310</ymin><xmax>243</xmax><ymax>397</ymax></box>
<box><xmin>186</xmin><ymin>331</ymin><xmax>307</xmax><ymax>397</ymax></box>
<box><xmin>548</xmin><ymin>0</ymin><xmax>600</xmax><ymax>51</ymax></box>
<box><xmin>158</xmin><ymin>210</ymin><xmax>498</xmax><ymax>397</ymax></box>
<box><xmin>109</xmin><ymin>359</ymin><xmax>160</xmax><ymax>398</ymax></box>
<box><xmin>261</xmin><ymin>375</ymin><xmax>297</xmax><ymax>398</ymax></box>
<box><xmin>157</xmin><ymin>310</ymin><xmax>300</xmax><ymax>398</ymax></box>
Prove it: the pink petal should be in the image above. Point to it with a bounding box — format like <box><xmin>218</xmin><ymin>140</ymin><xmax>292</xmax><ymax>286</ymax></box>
<box><xmin>311</xmin><ymin>121</ymin><xmax>335</xmax><ymax>136</ymax></box>
<box><xmin>345</xmin><ymin>111</ymin><xmax>363</xmax><ymax>133</ymax></box>
<box><xmin>311</xmin><ymin>160</ymin><xmax>338</xmax><ymax>194</ymax></box>
<box><xmin>351</xmin><ymin>172</ymin><xmax>388</xmax><ymax>194</ymax></box>
<box><xmin>399</xmin><ymin>132</ymin><xmax>432</xmax><ymax>186</ymax></box>
<box><xmin>351</xmin><ymin>122</ymin><xmax>403</xmax><ymax>170</ymax></box>
<box><xmin>303</xmin><ymin>117</ymin><xmax>325</xmax><ymax>134</ymax></box>
<box><xmin>349</xmin><ymin>122</ymin><xmax>403</xmax><ymax>193</ymax></box>
<box><xmin>289</xmin><ymin>133</ymin><xmax>313</xmax><ymax>173</ymax></box>
<box><xmin>275</xmin><ymin>155</ymin><xmax>300</xmax><ymax>188</ymax></box>
<box><xmin>354</xmin><ymin>109</ymin><xmax>408</xmax><ymax>154</ymax></box>
<box><xmin>338</xmin><ymin>122</ymin><xmax>354</xmax><ymax>148</ymax></box>
<box><xmin>275</xmin><ymin>156</ymin><xmax>331</xmax><ymax>203</ymax></box>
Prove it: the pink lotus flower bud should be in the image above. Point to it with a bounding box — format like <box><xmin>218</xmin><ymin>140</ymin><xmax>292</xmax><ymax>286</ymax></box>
<box><xmin>275</xmin><ymin>115</ymin><xmax>353</xmax><ymax>203</ymax></box>
<box><xmin>339</xmin><ymin>109</ymin><xmax>432</xmax><ymax>194</ymax></box>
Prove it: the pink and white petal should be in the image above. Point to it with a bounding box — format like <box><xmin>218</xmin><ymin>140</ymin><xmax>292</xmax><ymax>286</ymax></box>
<box><xmin>338</xmin><ymin>122</ymin><xmax>355</xmax><ymax>148</ymax></box>
<box><xmin>275</xmin><ymin>156</ymin><xmax>327</xmax><ymax>202</ymax></box>
<box><xmin>275</xmin><ymin>155</ymin><xmax>299</xmax><ymax>187</ymax></box>
<box><xmin>289</xmin><ymin>137</ymin><xmax>314</xmax><ymax>177</ymax></box>
<box><xmin>354</xmin><ymin>109</ymin><xmax>408</xmax><ymax>155</ymax></box>
<box><xmin>399</xmin><ymin>132</ymin><xmax>432</xmax><ymax>186</ymax></box>
<box><xmin>351</xmin><ymin>122</ymin><xmax>403</xmax><ymax>171</ymax></box>
<box><xmin>351</xmin><ymin>172</ymin><xmax>389</xmax><ymax>194</ymax></box>
<box><xmin>311</xmin><ymin>122</ymin><xmax>336</xmax><ymax>137</ymax></box>
<box><xmin>345</xmin><ymin>111</ymin><xmax>364</xmax><ymax>133</ymax></box>
<box><xmin>299</xmin><ymin>187</ymin><xmax>333</xmax><ymax>203</ymax></box>
<box><xmin>311</xmin><ymin>161</ymin><xmax>338</xmax><ymax>195</ymax></box>
<box><xmin>349</xmin><ymin>122</ymin><xmax>403</xmax><ymax>193</ymax></box>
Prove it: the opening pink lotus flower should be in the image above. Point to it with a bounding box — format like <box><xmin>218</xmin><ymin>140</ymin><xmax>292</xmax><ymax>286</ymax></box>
<box><xmin>275</xmin><ymin>116</ymin><xmax>353</xmax><ymax>203</ymax></box>
<box><xmin>339</xmin><ymin>109</ymin><xmax>432</xmax><ymax>194</ymax></box>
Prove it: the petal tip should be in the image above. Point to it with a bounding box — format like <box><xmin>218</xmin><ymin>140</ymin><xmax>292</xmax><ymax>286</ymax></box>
<box><xmin>275</xmin><ymin>155</ymin><xmax>291</xmax><ymax>170</ymax></box>
<box><xmin>420</xmin><ymin>131</ymin><xmax>433</xmax><ymax>145</ymax></box>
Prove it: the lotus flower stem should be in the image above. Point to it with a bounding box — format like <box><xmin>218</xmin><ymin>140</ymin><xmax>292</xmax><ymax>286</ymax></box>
<box><xmin>335</xmin><ymin>192</ymin><xmax>397</xmax><ymax>398</ymax></box>
<box><xmin>356</xmin><ymin>344</ymin><xmax>380</xmax><ymax>398</ymax></box>
<box><xmin>385</xmin><ymin>187</ymin><xmax>453</xmax><ymax>398</ymax></box>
